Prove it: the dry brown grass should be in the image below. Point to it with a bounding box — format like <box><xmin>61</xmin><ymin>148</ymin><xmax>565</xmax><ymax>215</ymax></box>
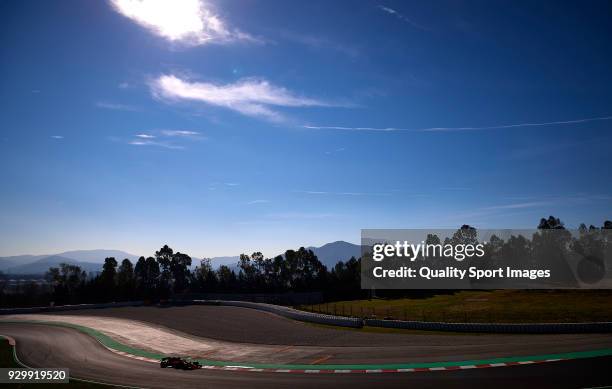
<box><xmin>299</xmin><ymin>290</ymin><xmax>612</xmax><ymax>323</ymax></box>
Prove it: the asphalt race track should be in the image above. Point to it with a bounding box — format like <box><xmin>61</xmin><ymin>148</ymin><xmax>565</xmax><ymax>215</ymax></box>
<box><xmin>1</xmin><ymin>323</ymin><xmax>611</xmax><ymax>388</ymax></box>
<box><xmin>46</xmin><ymin>305</ymin><xmax>612</xmax><ymax>364</ymax></box>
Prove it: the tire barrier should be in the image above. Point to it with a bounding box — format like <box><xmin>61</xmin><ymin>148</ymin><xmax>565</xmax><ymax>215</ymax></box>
<box><xmin>196</xmin><ymin>300</ymin><xmax>364</xmax><ymax>328</ymax></box>
<box><xmin>363</xmin><ymin>318</ymin><xmax>612</xmax><ymax>334</ymax></box>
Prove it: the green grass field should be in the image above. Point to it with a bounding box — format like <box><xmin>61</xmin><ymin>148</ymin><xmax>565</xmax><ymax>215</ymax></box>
<box><xmin>0</xmin><ymin>338</ymin><xmax>112</xmax><ymax>388</ymax></box>
<box><xmin>299</xmin><ymin>290</ymin><xmax>612</xmax><ymax>323</ymax></box>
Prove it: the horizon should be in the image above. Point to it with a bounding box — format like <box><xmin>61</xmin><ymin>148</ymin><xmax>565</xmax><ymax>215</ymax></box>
<box><xmin>0</xmin><ymin>239</ymin><xmax>359</xmax><ymax>259</ymax></box>
<box><xmin>1</xmin><ymin>0</ymin><xmax>611</xmax><ymax>257</ymax></box>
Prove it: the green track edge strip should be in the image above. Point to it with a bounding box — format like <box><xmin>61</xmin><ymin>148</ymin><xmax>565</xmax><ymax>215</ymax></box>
<box><xmin>4</xmin><ymin>320</ymin><xmax>612</xmax><ymax>371</ymax></box>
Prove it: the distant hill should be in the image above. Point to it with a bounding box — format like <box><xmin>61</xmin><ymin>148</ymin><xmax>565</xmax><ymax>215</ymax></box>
<box><xmin>0</xmin><ymin>249</ymin><xmax>137</xmax><ymax>275</ymax></box>
<box><xmin>2</xmin><ymin>255</ymin><xmax>102</xmax><ymax>275</ymax></box>
<box><xmin>208</xmin><ymin>256</ymin><xmax>240</xmax><ymax>270</ymax></box>
<box><xmin>0</xmin><ymin>255</ymin><xmax>47</xmax><ymax>272</ymax></box>
<box><xmin>56</xmin><ymin>249</ymin><xmax>139</xmax><ymax>263</ymax></box>
<box><xmin>306</xmin><ymin>241</ymin><xmax>361</xmax><ymax>268</ymax></box>
<box><xmin>200</xmin><ymin>241</ymin><xmax>360</xmax><ymax>271</ymax></box>
<box><xmin>191</xmin><ymin>241</ymin><xmax>360</xmax><ymax>271</ymax></box>
<box><xmin>0</xmin><ymin>242</ymin><xmax>360</xmax><ymax>275</ymax></box>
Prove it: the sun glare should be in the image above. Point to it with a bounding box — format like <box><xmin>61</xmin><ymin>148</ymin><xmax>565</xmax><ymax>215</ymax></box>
<box><xmin>110</xmin><ymin>0</ymin><xmax>229</xmax><ymax>44</ymax></box>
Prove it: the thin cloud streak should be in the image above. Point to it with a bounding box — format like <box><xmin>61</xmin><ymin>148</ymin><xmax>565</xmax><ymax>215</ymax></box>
<box><xmin>126</xmin><ymin>129</ymin><xmax>203</xmax><ymax>149</ymax></box>
<box><xmin>304</xmin><ymin>115</ymin><xmax>612</xmax><ymax>133</ymax></box>
<box><xmin>278</xmin><ymin>30</ymin><xmax>360</xmax><ymax>58</ymax></box>
<box><xmin>440</xmin><ymin>187</ymin><xmax>472</xmax><ymax>191</ymax></box>
<box><xmin>267</xmin><ymin>212</ymin><xmax>336</xmax><ymax>220</ymax></box>
<box><xmin>296</xmin><ymin>190</ymin><xmax>390</xmax><ymax>196</ymax></box>
<box><xmin>246</xmin><ymin>199</ymin><xmax>269</xmax><ymax>205</ymax></box>
<box><xmin>481</xmin><ymin>201</ymin><xmax>551</xmax><ymax>211</ymax></box>
<box><xmin>378</xmin><ymin>5</ymin><xmax>430</xmax><ymax>31</ymax></box>
<box><xmin>150</xmin><ymin>74</ymin><xmax>335</xmax><ymax>122</ymax></box>
<box><xmin>128</xmin><ymin>140</ymin><xmax>184</xmax><ymax>149</ymax></box>
<box><xmin>161</xmin><ymin>130</ymin><xmax>201</xmax><ymax>137</ymax></box>
<box><xmin>448</xmin><ymin>201</ymin><xmax>552</xmax><ymax>221</ymax></box>
<box><xmin>95</xmin><ymin>101</ymin><xmax>139</xmax><ymax>111</ymax></box>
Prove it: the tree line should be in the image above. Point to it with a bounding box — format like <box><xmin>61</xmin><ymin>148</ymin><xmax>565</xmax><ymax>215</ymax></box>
<box><xmin>0</xmin><ymin>245</ymin><xmax>361</xmax><ymax>307</ymax></box>
<box><xmin>0</xmin><ymin>216</ymin><xmax>610</xmax><ymax>307</ymax></box>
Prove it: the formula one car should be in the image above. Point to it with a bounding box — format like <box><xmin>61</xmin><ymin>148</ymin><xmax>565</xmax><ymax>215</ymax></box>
<box><xmin>160</xmin><ymin>357</ymin><xmax>202</xmax><ymax>370</ymax></box>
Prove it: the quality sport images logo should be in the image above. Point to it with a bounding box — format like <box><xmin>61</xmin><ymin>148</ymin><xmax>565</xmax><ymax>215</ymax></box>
<box><xmin>362</xmin><ymin>227</ymin><xmax>612</xmax><ymax>289</ymax></box>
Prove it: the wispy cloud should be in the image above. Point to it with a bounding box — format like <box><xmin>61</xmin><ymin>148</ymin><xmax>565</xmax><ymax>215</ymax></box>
<box><xmin>161</xmin><ymin>130</ymin><xmax>201</xmax><ymax>137</ymax></box>
<box><xmin>246</xmin><ymin>199</ymin><xmax>269</xmax><ymax>205</ymax></box>
<box><xmin>447</xmin><ymin>194</ymin><xmax>611</xmax><ymax>224</ymax></box>
<box><xmin>325</xmin><ymin>147</ymin><xmax>346</xmax><ymax>155</ymax></box>
<box><xmin>296</xmin><ymin>190</ymin><xmax>390</xmax><ymax>196</ymax></box>
<box><xmin>378</xmin><ymin>5</ymin><xmax>430</xmax><ymax>31</ymax></box>
<box><xmin>481</xmin><ymin>202</ymin><xmax>551</xmax><ymax>211</ymax></box>
<box><xmin>447</xmin><ymin>201</ymin><xmax>552</xmax><ymax>222</ymax></box>
<box><xmin>440</xmin><ymin>187</ymin><xmax>472</xmax><ymax>191</ymax></box>
<box><xmin>128</xmin><ymin>140</ymin><xmax>183</xmax><ymax>149</ymax></box>
<box><xmin>150</xmin><ymin>74</ymin><xmax>333</xmax><ymax>122</ymax></box>
<box><xmin>304</xmin><ymin>115</ymin><xmax>612</xmax><ymax>133</ymax></box>
<box><xmin>206</xmin><ymin>182</ymin><xmax>240</xmax><ymax>190</ymax></box>
<box><xmin>279</xmin><ymin>31</ymin><xmax>360</xmax><ymax>58</ymax></box>
<box><xmin>267</xmin><ymin>212</ymin><xmax>336</xmax><ymax>220</ymax></box>
<box><xmin>95</xmin><ymin>101</ymin><xmax>139</xmax><ymax>112</ymax></box>
<box><xmin>50</xmin><ymin>135</ymin><xmax>64</xmax><ymax>139</ymax></box>
<box><xmin>109</xmin><ymin>0</ymin><xmax>257</xmax><ymax>46</ymax></box>
<box><xmin>504</xmin><ymin>193</ymin><xmax>612</xmax><ymax>205</ymax></box>
<box><xmin>126</xmin><ymin>129</ymin><xmax>204</xmax><ymax>149</ymax></box>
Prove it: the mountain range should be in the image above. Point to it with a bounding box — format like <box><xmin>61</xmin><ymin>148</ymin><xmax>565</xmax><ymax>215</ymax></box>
<box><xmin>204</xmin><ymin>241</ymin><xmax>361</xmax><ymax>271</ymax></box>
<box><xmin>0</xmin><ymin>242</ymin><xmax>361</xmax><ymax>275</ymax></box>
<box><xmin>0</xmin><ymin>250</ymin><xmax>139</xmax><ymax>275</ymax></box>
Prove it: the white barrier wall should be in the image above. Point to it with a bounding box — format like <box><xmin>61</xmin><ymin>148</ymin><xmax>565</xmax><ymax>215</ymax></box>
<box><xmin>195</xmin><ymin>300</ymin><xmax>364</xmax><ymax>328</ymax></box>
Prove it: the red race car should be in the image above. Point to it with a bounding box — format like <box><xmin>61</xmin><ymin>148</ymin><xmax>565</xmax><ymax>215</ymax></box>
<box><xmin>160</xmin><ymin>357</ymin><xmax>202</xmax><ymax>370</ymax></box>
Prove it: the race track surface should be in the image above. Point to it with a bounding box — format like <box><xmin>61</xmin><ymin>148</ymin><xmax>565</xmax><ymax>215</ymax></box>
<box><xmin>45</xmin><ymin>305</ymin><xmax>612</xmax><ymax>363</ymax></box>
<box><xmin>2</xmin><ymin>323</ymin><xmax>611</xmax><ymax>389</ymax></box>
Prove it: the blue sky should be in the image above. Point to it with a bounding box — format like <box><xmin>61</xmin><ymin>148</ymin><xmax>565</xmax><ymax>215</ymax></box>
<box><xmin>1</xmin><ymin>0</ymin><xmax>611</xmax><ymax>257</ymax></box>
